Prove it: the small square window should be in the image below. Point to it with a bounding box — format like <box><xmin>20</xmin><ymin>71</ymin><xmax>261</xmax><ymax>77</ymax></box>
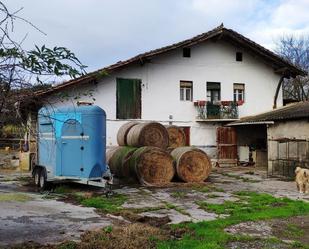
<box><xmin>233</xmin><ymin>83</ymin><xmax>245</xmax><ymax>102</ymax></box>
<box><xmin>183</xmin><ymin>47</ymin><xmax>191</xmax><ymax>57</ymax></box>
<box><xmin>236</xmin><ymin>52</ymin><xmax>243</xmax><ymax>61</ymax></box>
<box><xmin>180</xmin><ymin>81</ymin><xmax>193</xmax><ymax>101</ymax></box>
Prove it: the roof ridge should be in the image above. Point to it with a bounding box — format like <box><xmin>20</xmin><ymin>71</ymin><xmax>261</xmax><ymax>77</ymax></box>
<box><xmin>36</xmin><ymin>24</ymin><xmax>305</xmax><ymax>96</ymax></box>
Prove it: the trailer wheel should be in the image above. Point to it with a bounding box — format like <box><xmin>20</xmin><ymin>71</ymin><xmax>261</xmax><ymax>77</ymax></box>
<box><xmin>34</xmin><ymin>168</ymin><xmax>41</xmax><ymax>187</ymax></box>
<box><xmin>39</xmin><ymin>169</ymin><xmax>47</xmax><ymax>190</ymax></box>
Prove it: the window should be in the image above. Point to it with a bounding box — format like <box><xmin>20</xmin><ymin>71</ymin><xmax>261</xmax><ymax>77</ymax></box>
<box><xmin>233</xmin><ymin>83</ymin><xmax>245</xmax><ymax>102</ymax></box>
<box><xmin>206</xmin><ymin>82</ymin><xmax>221</xmax><ymax>102</ymax></box>
<box><xmin>180</xmin><ymin>81</ymin><xmax>193</xmax><ymax>101</ymax></box>
<box><xmin>183</xmin><ymin>47</ymin><xmax>191</xmax><ymax>57</ymax></box>
<box><xmin>236</xmin><ymin>52</ymin><xmax>243</xmax><ymax>61</ymax></box>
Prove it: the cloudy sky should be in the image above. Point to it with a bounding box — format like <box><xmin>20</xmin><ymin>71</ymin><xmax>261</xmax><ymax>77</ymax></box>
<box><xmin>3</xmin><ymin>0</ymin><xmax>309</xmax><ymax>72</ymax></box>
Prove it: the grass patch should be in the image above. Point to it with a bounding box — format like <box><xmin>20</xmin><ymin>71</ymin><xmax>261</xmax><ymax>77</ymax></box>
<box><xmin>207</xmin><ymin>194</ymin><xmax>221</xmax><ymax>198</ymax></box>
<box><xmin>245</xmin><ymin>171</ymin><xmax>255</xmax><ymax>175</ymax></box>
<box><xmin>58</xmin><ymin>241</ymin><xmax>77</xmax><ymax>249</ymax></box>
<box><xmin>78</xmin><ymin>193</ymin><xmax>127</xmax><ymax>213</ymax></box>
<box><xmin>221</xmin><ymin>173</ymin><xmax>260</xmax><ymax>183</ymax></box>
<box><xmin>291</xmin><ymin>241</ymin><xmax>309</xmax><ymax>249</ymax></box>
<box><xmin>129</xmin><ymin>206</ymin><xmax>165</xmax><ymax>213</ymax></box>
<box><xmin>0</xmin><ymin>193</ymin><xmax>33</xmax><ymax>202</ymax></box>
<box><xmin>0</xmin><ymin>177</ymin><xmax>15</xmax><ymax>182</ymax></box>
<box><xmin>283</xmin><ymin>224</ymin><xmax>304</xmax><ymax>238</ymax></box>
<box><xmin>163</xmin><ymin>202</ymin><xmax>190</xmax><ymax>216</ymax></box>
<box><xmin>171</xmin><ymin>191</ymin><xmax>187</xmax><ymax>199</ymax></box>
<box><xmin>174</xmin><ymin>207</ymin><xmax>190</xmax><ymax>217</ymax></box>
<box><xmin>54</xmin><ymin>185</ymin><xmax>74</xmax><ymax>194</ymax></box>
<box><xmin>192</xmin><ymin>185</ymin><xmax>224</xmax><ymax>193</ymax></box>
<box><xmin>158</xmin><ymin>191</ymin><xmax>309</xmax><ymax>249</ymax></box>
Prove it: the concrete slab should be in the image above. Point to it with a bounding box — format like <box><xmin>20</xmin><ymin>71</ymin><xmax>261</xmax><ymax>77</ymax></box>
<box><xmin>0</xmin><ymin>191</ymin><xmax>111</xmax><ymax>246</ymax></box>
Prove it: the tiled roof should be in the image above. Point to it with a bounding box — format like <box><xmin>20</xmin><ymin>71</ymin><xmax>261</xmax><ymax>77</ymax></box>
<box><xmin>36</xmin><ymin>24</ymin><xmax>306</xmax><ymax>97</ymax></box>
<box><xmin>232</xmin><ymin>101</ymin><xmax>309</xmax><ymax>124</ymax></box>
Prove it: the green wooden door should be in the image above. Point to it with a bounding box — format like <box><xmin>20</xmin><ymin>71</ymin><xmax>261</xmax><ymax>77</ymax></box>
<box><xmin>116</xmin><ymin>78</ymin><xmax>141</xmax><ymax>119</ymax></box>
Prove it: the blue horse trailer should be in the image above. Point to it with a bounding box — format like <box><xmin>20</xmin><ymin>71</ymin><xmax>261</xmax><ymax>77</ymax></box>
<box><xmin>32</xmin><ymin>104</ymin><xmax>112</xmax><ymax>189</ymax></box>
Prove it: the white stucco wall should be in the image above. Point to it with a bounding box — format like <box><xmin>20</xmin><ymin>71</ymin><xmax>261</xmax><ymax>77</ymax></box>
<box><xmin>43</xmin><ymin>39</ymin><xmax>284</xmax><ymax>156</ymax></box>
<box><xmin>268</xmin><ymin>120</ymin><xmax>309</xmax><ymax>141</ymax></box>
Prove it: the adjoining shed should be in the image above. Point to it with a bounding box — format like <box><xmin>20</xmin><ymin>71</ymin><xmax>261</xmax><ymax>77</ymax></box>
<box><xmin>229</xmin><ymin>101</ymin><xmax>309</xmax><ymax>177</ymax></box>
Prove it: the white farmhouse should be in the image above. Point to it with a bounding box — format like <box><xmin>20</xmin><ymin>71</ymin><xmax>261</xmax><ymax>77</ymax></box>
<box><xmin>34</xmin><ymin>24</ymin><xmax>304</xmax><ymax>164</ymax></box>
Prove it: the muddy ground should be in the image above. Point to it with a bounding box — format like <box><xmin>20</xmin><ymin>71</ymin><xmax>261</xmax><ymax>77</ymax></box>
<box><xmin>0</xmin><ymin>167</ymin><xmax>308</xmax><ymax>248</ymax></box>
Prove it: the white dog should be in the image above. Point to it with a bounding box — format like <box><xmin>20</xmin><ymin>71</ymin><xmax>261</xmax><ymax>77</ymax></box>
<box><xmin>295</xmin><ymin>167</ymin><xmax>309</xmax><ymax>194</ymax></box>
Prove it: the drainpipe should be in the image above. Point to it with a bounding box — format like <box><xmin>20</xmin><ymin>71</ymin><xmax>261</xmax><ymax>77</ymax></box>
<box><xmin>273</xmin><ymin>75</ymin><xmax>285</xmax><ymax>109</ymax></box>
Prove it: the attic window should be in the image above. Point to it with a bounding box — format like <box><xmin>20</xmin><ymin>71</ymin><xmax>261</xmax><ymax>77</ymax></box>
<box><xmin>236</xmin><ymin>52</ymin><xmax>243</xmax><ymax>61</ymax></box>
<box><xmin>183</xmin><ymin>47</ymin><xmax>191</xmax><ymax>57</ymax></box>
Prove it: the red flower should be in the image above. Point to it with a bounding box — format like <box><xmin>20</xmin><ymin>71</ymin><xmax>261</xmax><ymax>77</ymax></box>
<box><xmin>221</xmin><ymin>101</ymin><xmax>231</xmax><ymax>106</ymax></box>
<box><xmin>194</xmin><ymin>100</ymin><xmax>207</xmax><ymax>106</ymax></box>
<box><xmin>237</xmin><ymin>100</ymin><xmax>244</xmax><ymax>106</ymax></box>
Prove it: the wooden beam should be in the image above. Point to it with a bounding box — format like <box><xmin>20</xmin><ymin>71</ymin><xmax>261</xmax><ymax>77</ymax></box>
<box><xmin>274</xmin><ymin>67</ymin><xmax>288</xmax><ymax>74</ymax></box>
<box><xmin>273</xmin><ymin>75</ymin><xmax>285</xmax><ymax>109</ymax></box>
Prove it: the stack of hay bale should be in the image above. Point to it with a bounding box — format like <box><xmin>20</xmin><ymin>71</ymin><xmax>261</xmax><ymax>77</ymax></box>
<box><xmin>106</xmin><ymin>121</ymin><xmax>212</xmax><ymax>186</ymax></box>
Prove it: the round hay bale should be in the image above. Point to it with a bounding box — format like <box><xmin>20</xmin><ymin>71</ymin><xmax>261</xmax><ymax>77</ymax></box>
<box><xmin>106</xmin><ymin>146</ymin><xmax>137</xmax><ymax>177</ymax></box>
<box><xmin>106</xmin><ymin>147</ymin><xmax>120</xmax><ymax>163</ymax></box>
<box><xmin>117</xmin><ymin>122</ymin><xmax>139</xmax><ymax>146</ymax></box>
<box><xmin>171</xmin><ymin>147</ymin><xmax>212</xmax><ymax>183</ymax></box>
<box><xmin>165</xmin><ymin>126</ymin><xmax>186</xmax><ymax>148</ymax></box>
<box><xmin>166</xmin><ymin>147</ymin><xmax>174</xmax><ymax>154</ymax></box>
<box><xmin>121</xmin><ymin>148</ymin><xmax>138</xmax><ymax>179</ymax></box>
<box><xmin>129</xmin><ymin>146</ymin><xmax>175</xmax><ymax>186</ymax></box>
<box><xmin>127</xmin><ymin>122</ymin><xmax>169</xmax><ymax>149</ymax></box>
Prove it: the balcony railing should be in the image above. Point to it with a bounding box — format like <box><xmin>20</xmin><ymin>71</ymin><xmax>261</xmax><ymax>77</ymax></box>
<box><xmin>194</xmin><ymin>100</ymin><xmax>240</xmax><ymax>120</ymax></box>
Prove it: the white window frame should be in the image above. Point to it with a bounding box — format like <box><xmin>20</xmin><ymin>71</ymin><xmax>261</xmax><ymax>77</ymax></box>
<box><xmin>180</xmin><ymin>81</ymin><xmax>193</xmax><ymax>101</ymax></box>
<box><xmin>233</xmin><ymin>83</ymin><xmax>245</xmax><ymax>102</ymax></box>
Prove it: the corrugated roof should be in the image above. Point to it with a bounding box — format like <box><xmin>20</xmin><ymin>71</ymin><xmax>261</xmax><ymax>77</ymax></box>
<box><xmin>232</xmin><ymin>101</ymin><xmax>309</xmax><ymax>124</ymax></box>
<box><xmin>36</xmin><ymin>24</ymin><xmax>306</xmax><ymax>97</ymax></box>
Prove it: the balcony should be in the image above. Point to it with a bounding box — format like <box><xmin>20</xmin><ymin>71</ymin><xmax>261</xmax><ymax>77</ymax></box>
<box><xmin>194</xmin><ymin>100</ymin><xmax>240</xmax><ymax>121</ymax></box>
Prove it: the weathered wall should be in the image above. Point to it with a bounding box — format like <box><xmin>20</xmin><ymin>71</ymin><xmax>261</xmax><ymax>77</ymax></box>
<box><xmin>43</xmin><ymin>39</ymin><xmax>283</xmax><ymax>156</ymax></box>
<box><xmin>267</xmin><ymin>120</ymin><xmax>309</xmax><ymax>173</ymax></box>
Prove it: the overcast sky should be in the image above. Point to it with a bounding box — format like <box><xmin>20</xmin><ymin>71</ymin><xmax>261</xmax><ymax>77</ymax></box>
<box><xmin>3</xmin><ymin>0</ymin><xmax>309</xmax><ymax>73</ymax></box>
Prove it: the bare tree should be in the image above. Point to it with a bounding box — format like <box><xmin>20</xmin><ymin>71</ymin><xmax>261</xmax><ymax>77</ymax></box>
<box><xmin>275</xmin><ymin>35</ymin><xmax>309</xmax><ymax>101</ymax></box>
<box><xmin>0</xmin><ymin>1</ymin><xmax>86</xmax><ymax>129</ymax></box>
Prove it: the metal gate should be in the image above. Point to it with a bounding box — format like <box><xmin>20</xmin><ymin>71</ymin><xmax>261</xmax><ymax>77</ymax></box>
<box><xmin>217</xmin><ymin>127</ymin><xmax>237</xmax><ymax>166</ymax></box>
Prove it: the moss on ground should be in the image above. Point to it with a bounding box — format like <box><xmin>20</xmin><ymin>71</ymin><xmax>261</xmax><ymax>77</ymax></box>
<box><xmin>221</xmin><ymin>172</ymin><xmax>261</xmax><ymax>183</ymax></box>
<box><xmin>78</xmin><ymin>193</ymin><xmax>128</xmax><ymax>213</ymax></box>
<box><xmin>192</xmin><ymin>185</ymin><xmax>224</xmax><ymax>193</ymax></box>
<box><xmin>0</xmin><ymin>193</ymin><xmax>32</xmax><ymax>202</ymax></box>
<box><xmin>170</xmin><ymin>191</ymin><xmax>187</xmax><ymax>199</ymax></box>
<box><xmin>158</xmin><ymin>191</ymin><xmax>309</xmax><ymax>249</ymax></box>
